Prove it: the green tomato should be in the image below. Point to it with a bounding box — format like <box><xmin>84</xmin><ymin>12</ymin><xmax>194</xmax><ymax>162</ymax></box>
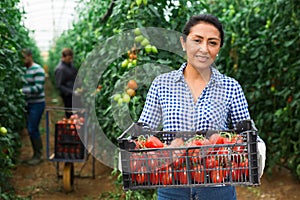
<box><xmin>136</xmin><ymin>0</ymin><xmax>142</xmax><ymax>6</ymax></box>
<box><xmin>134</xmin><ymin>28</ymin><xmax>142</xmax><ymax>35</ymax></box>
<box><xmin>113</xmin><ymin>93</ymin><xmax>122</xmax><ymax>101</ymax></box>
<box><xmin>127</xmin><ymin>62</ymin><xmax>133</xmax><ymax>69</ymax></box>
<box><xmin>143</xmin><ymin>0</ymin><xmax>148</xmax><ymax>5</ymax></box>
<box><xmin>122</xmin><ymin>93</ymin><xmax>131</xmax><ymax>103</ymax></box>
<box><xmin>151</xmin><ymin>45</ymin><xmax>158</xmax><ymax>53</ymax></box>
<box><xmin>134</xmin><ymin>35</ymin><xmax>144</xmax><ymax>43</ymax></box>
<box><xmin>121</xmin><ymin>59</ymin><xmax>129</xmax><ymax>68</ymax></box>
<box><xmin>117</xmin><ymin>98</ymin><xmax>123</xmax><ymax>105</ymax></box>
<box><xmin>270</xmin><ymin>86</ymin><xmax>275</xmax><ymax>92</ymax></box>
<box><xmin>145</xmin><ymin>45</ymin><xmax>152</xmax><ymax>53</ymax></box>
<box><xmin>0</xmin><ymin>127</ymin><xmax>7</xmax><ymax>135</ymax></box>
<box><xmin>132</xmin><ymin>59</ymin><xmax>137</xmax><ymax>66</ymax></box>
<box><xmin>141</xmin><ymin>38</ymin><xmax>150</xmax><ymax>46</ymax></box>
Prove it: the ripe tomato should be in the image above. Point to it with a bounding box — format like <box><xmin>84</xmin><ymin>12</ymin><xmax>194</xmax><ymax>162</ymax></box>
<box><xmin>191</xmin><ymin>165</ymin><xmax>205</xmax><ymax>183</ymax></box>
<box><xmin>186</xmin><ymin>137</ymin><xmax>208</xmax><ymax>164</ymax></box>
<box><xmin>211</xmin><ymin>167</ymin><xmax>224</xmax><ymax>183</ymax></box>
<box><xmin>205</xmin><ymin>156</ymin><xmax>219</xmax><ymax>169</ymax></box>
<box><xmin>233</xmin><ymin>145</ymin><xmax>245</xmax><ymax>154</ymax></box>
<box><xmin>150</xmin><ymin>170</ymin><xmax>159</xmax><ymax>185</ymax></box>
<box><xmin>130</xmin><ymin>153</ymin><xmax>145</xmax><ymax>172</ymax></box>
<box><xmin>147</xmin><ymin>152</ymin><xmax>158</xmax><ymax>171</ymax></box>
<box><xmin>240</xmin><ymin>158</ymin><xmax>249</xmax><ymax>177</ymax></box>
<box><xmin>231</xmin><ymin>153</ymin><xmax>242</xmax><ymax>164</ymax></box>
<box><xmin>178</xmin><ymin>166</ymin><xmax>188</xmax><ymax>184</ymax></box>
<box><xmin>209</xmin><ymin>133</ymin><xmax>224</xmax><ymax>145</ymax></box>
<box><xmin>160</xmin><ymin>169</ymin><xmax>173</xmax><ymax>185</ymax></box>
<box><xmin>188</xmin><ymin>148</ymin><xmax>201</xmax><ymax>165</ymax></box>
<box><xmin>173</xmin><ymin>155</ymin><xmax>185</xmax><ymax>169</ymax></box>
<box><xmin>145</xmin><ymin>136</ymin><xmax>164</xmax><ymax>148</ymax></box>
<box><xmin>127</xmin><ymin>80</ymin><xmax>138</xmax><ymax>90</ymax></box>
<box><xmin>209</xmin><ymin>133</ymin><xmax>225</xmax><ymax>152</ymax></box>
<box><xmin>135</xmin><ymin>166</ymin><xmax>147</xmax><ymax>184</ymax></box>
<box><xmin>226</xmin><ymin>161</ymin><xmax>241</xmax><ymax>181</ymax></box>
<box><xmin>217</xmin><ymin>147</ymin><xmax>229</xmax><ymax>166</ymax></box>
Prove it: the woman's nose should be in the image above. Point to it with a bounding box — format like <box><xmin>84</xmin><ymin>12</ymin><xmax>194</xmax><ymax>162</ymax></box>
<box><xmin>198</xmin><ymin>42</ymin><xmax>208</xmax><ymax>52</ymax></box>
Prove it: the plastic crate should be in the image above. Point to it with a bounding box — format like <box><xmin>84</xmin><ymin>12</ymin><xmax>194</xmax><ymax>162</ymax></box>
<box><xmin>54</xmin><ymin>123</ymin><xmax>85</xmax><ymax>160</ymax></box>
<box><xmin>118</xmin><ymin>120</ymin><xmax>260</xmax><ymax>190</ymax></box>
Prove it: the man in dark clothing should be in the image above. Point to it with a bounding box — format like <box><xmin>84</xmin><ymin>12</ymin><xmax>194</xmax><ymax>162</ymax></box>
<box><xmin>55</xmin><ymin>48</ymin><xmax>78</xmax><ymax>118</ymax></box>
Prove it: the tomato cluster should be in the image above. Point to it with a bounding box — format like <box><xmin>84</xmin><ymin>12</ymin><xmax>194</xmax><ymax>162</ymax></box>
<box><xmin>128</xmin><ymin>132</ymin><xmax>250</xmax><ymax>186</ymax></box>
<box><xmin>55</xmin><ymin>114</ymin><xmax>85</xmax><ymax>159</ymax></box>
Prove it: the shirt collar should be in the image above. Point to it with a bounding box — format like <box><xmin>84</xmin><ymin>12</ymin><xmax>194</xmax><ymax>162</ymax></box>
<box><xmin>174</xmin><ymin>62</ymin><xmax>224</xmax><ymax>87</ymax></box>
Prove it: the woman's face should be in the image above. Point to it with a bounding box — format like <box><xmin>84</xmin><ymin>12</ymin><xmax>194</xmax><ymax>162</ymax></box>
<box><xmin>181</xmin><ymin>22</ymin><xmax>221</xmax><ymax>72</ymax></box>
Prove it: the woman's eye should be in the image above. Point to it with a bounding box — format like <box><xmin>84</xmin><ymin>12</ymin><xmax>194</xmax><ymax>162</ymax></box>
<box><xmin>209</xmin><ymin>41</ymin><xmax>217</xmax><ymax>46</ymax></box>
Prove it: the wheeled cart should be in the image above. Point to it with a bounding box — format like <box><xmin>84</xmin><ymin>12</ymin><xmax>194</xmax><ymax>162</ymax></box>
<box><xmin>45</xmin><ymin>106</ymin><xmax>95</xmax><ymax>192</ymax></box>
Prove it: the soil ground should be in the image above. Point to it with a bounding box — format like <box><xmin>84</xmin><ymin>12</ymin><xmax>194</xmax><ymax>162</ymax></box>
<box><xmin>11</xmin><ymin>77</ymin><xmax>300</xmax><ymax>200</ymax></box>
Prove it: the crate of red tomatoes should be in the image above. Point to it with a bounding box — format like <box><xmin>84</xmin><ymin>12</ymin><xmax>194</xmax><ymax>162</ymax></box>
<box><xmin>54</xmin><ymin>114</ymin><xmax>86</xmax><ymax>160</ymax></box>
<box><xmin>118</xmin><ymin>120</ymin><xmax>260</xmax><ymax>190</ymax></box>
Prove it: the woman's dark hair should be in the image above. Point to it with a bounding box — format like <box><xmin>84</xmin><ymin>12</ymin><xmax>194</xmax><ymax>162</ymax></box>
<box><xmin>182</xmin><ymin>14</ymin><xmax>224</xmax><ymax>47</ymax></box>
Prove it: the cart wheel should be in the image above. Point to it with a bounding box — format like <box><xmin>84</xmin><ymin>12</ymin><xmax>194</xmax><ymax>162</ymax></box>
<box><xmin>63</xmin><ymin>162</ymin><xmax>74</xmax><ymax>192</ymax></box>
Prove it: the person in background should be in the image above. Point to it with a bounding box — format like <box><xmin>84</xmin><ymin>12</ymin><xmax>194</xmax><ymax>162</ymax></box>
<box><xmin>138</xmin><ymin>14</ymin><xmax>266</xmax><ymax>200</ymax></box>
<box><xmin>54</xmin><ymin>48</ymin><xmax>78</xmax><ymax>118</ymax></box>
<box><xmin>21</xmin><ymin>49</ymin><xmax>45</xmax><ymax>165</ymax></box>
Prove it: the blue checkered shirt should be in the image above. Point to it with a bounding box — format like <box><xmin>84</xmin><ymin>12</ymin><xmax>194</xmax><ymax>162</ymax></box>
<box><xmin>139</xmin><ymin>63</ymin><xmax>251</xmax><ymax>131</ymax></box>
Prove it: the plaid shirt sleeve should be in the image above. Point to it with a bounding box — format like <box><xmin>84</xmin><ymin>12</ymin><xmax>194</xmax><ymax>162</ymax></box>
<box><xmin>229</xmin><ymin>83</ymin><xmax>251</xmax><ymax>128</ymax></box>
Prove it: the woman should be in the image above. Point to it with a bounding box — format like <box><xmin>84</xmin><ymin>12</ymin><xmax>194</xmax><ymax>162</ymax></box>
<box><xmin>138</xmin><ymin>14</ymin><xmax>265</xmax><ymax>200</ymax></box>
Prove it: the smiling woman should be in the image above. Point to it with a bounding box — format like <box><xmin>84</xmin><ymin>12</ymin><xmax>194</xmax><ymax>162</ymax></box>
<box><xmin>138</xmin><ymin>14</ymin><xmax>266</xmax><ymax>200</ymax></box>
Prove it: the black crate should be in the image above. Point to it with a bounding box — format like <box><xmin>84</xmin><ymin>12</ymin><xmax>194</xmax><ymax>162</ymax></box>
<box><xmin>118</xmin><ymin>120</ymin><xmax>260</xmax><ymax>190</ymax></box>
<box><xmin>54</xmin><ymin>123</ymin><xmax>85</xmax><ymax>160</ymax></box>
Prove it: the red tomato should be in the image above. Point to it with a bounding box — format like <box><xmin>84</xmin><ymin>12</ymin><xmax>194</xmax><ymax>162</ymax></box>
<box><xmin>209</xmin><ymin>133</ymin><xmax>225</xmax><ymax>152</ymax></box>
<box><xmin>226</xmin><ymin>161</ymin><xmax>241</xmax><ymax>181</ymax></box>
<box><xmin>231</xmin><ymin>153</ymin><xmax>242</xmax><ymax>164</ymax></box>
<box><xmin>217</xmin><ymin>147</ymin><xmax>229</xmax><ymax>166</ymax></box>
<box><xmin>173</xmin><ymin>155</ymin><xmax>185</xmax><ymax>169</ymax></box>
<box><xmin>130</xmin><ymin>153</ymin><xmax>145</xmax><ymax>172</ymax></box>
<box><xmin>211</xmin><ymin>167</ymin><xmax>224</xmax><ymax>183</ymax></box>
<box><xmin>145</xmin><ymin>136</ymin><xmax>164</xmax><ymax>148</ymax></box>
<box><xmin>147</xmin><ymin>152</ymin><xmax>158</xmax><ymax>171</ymax></box>
<box><xmin>191</xmin><ymin>165</ymin><xmax>205</xmax><ymax>183</ymax></box>
<box><xmin>206</xmin><ymin>156</ymin><xmax>219</xmax><ymax>169</ymax></box>
<box><xmin>135</xmin><ymin>166</ymin><xmax>147</xmax><ymax>184</ymax></box>
<box><xmin>240</xmin><ymin>158</ymin><xmax>249</xmax><ymax>177</ymax></box>
<box><xmin>233</xmin><ymin>145</ymin><xmax>245</xmax><ymax>154</ymax></box>
<box><xmin>160</xmin><ymin>167</ymin><xmax>173</xmax><ymax>185</ymax></box>
<box><xmin>189</xmin><ymin>148</ymin><xmax>201</xmax><ymax>164</ymax></box>
<box><xmin>150</xmin><ymin>170</ymin><xmax>159</xmax><ymax>185</ymax></box>
<box><xmin>209</xmin><ymin>133</ymin><xmax>224</xmax><ymax>145</ymax></box>
<box><xmin>220</xmin><ymin>132</ymin><xmax>235</xmax><ymax>144</ymax></box>
<box><xmin>178</xmin><ymin>166</ymin><xmax>188</xmax><ymax>184</ymax></box>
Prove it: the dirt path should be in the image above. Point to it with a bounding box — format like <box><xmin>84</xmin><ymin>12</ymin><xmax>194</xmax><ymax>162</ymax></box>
<box><xmin>11</xmin><ymin>76</ymin><xmax>119</xmax><ymax>199</ymax></box>
<box><xmin>11</xmin><ymin>76</ymin><xmax>300</xmax><ymax>200</ymax></box>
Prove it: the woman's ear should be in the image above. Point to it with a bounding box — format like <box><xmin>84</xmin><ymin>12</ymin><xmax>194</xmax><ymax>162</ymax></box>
<box><xmin>180</xmin><ymin>36</ymin><xmax>186</xmax><ymax>51</ymax></box>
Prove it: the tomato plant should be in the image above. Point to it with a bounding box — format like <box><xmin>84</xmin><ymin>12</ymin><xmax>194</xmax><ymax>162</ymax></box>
<box><xmin>1</xmin><ymin>0</ymin><xmax>43</xmax><ymax>198</ymax></box>
<box><xmin>47</xmin><ymin>0</ymin><xmax>300</xmax><ymax>199</ymax></box>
